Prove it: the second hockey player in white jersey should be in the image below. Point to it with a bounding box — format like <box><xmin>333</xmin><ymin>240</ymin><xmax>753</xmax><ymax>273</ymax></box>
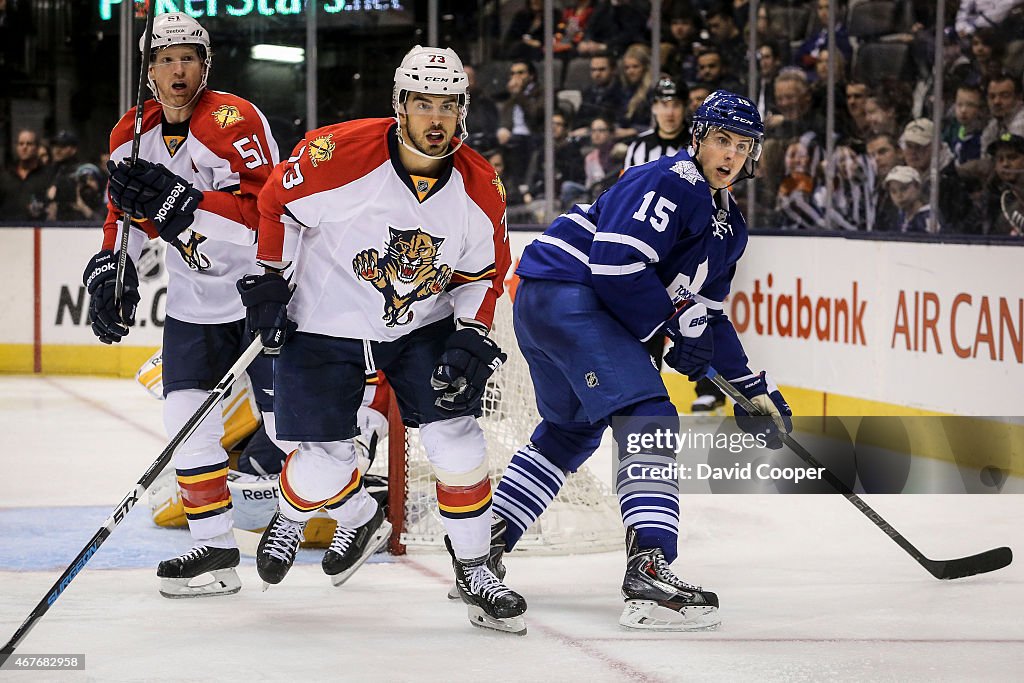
<box><xmin>241</xmin><ymin>45</ymin><xmax>527</xmax><ymax>634</ymax></box>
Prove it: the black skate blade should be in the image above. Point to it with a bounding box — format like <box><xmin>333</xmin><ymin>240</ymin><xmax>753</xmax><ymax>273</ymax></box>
<box><xmin>467</xmin><ymin>606</ymin><xmax>527</xmax><ymax>636</ymax></box>
<box><xmin>928</xmin><ymin>546</ymin><xmax>1012</xmax><ymax>580</ymax></box>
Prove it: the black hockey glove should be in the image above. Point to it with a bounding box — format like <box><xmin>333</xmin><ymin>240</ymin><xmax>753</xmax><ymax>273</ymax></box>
<box><xmin>431</xmin><ymin>326</ymin><xmax>507</xmax><ymax>412</ymax></box>
<box><xmin>83</xmin><ymin>249</ymin><xmax>139</xmax><ymax>344</ymax></box>
<box><xmin>107</xmin><ymin>159</ymin><xmax>203</xmax><ymax>243</ymax></box>
<box><xmin>236</xmin><ymin>273</ymin><xmax>296</xmax><ymax>353</ymax></box>
<box><xmin>731</xmin><ymin>371</ymin><xmax>793</xmax><ymax>450</ymax></box>
<box><xmin>663</xmin><ymin>303</ymin><xmax>713</xmax><ymax>381</ymax></box>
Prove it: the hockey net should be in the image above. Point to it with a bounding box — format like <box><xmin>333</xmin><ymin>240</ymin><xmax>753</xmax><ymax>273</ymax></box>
<box><xmin>378</xmin><ymin>294</ymin><xmax>623</xmax><ymax>555</ymax></box>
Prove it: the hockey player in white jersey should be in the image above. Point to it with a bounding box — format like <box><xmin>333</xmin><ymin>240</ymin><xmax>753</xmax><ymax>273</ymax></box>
<box><xmin>490</xmin><ymin>91</ymin><xmax>793</xmax><ymax>630</ymax></box>
<box><xmin>242</xmin><ymin>46</ymin><xmax>527</xmax><ymax>634</ymax></box>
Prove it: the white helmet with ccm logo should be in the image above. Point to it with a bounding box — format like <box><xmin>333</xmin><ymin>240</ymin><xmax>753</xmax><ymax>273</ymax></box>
<box><xmin>392</xmin><ymin>45</ymin><xmax>469</xmax><ymax>112</ymax></box>
<box><xmin>392</xmin><ymin>45</ymin><xmax>471</xmax><ymax>159</ymax></box>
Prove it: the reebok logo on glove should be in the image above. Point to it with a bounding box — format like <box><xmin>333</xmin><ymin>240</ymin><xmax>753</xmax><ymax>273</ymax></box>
<box><xmin>85</xmin><ymin>259</ymin><xmax>117</xmax><ymax>289</ymax></box>
<box><xmin>155</xmin><ymin>182</ymin><xmax>187</xmax><ymax>224</ymax></box>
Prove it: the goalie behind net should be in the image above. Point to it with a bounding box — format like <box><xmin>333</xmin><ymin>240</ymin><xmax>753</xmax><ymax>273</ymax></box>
<box><xmin>376</xmin><ymin>294</ymin><xmax>623</xmax><ymax>554</ymax></box>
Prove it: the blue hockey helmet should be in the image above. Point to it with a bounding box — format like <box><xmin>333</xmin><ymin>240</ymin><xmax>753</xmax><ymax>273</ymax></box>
<box><xmin>692</xmin><ymin>90</ymin><xmax>764</xmax><ymax>161</ymax></box>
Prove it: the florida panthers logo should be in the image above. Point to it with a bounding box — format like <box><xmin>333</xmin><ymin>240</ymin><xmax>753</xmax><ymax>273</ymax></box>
<box><xmin>353</xmin><ymin>226</ymin><xmax>452</xmax><ymax>327</ymax></box>
<box><xmin>171</xmin><ymin>229</ymin><xmax>211</xmax><ymax>272</ymax></box>
<box><xmin>211</xmin><ymin>105</ymin><xmax>244</xmax><ymax>129</ymax></box>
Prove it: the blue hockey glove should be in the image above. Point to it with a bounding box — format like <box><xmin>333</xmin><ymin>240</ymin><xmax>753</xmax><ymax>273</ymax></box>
<box><xmin>236</xmin><ymin>273</ymin><xmax>296</xmax><ymax>353</ymax></box>
<box><xmin>663</xmin><ymin>303</ymin><xmax>713</xmax><ymax>381</ymax></box>
<box><xmin>107</xmin><ymin>159</ymin><xmax>203</xmax><ymax>243</ymax></box>
<box><xmin>731</xmin><ymin>371</ymin><xmax>793</xmax><ymax>449</ymax></box>
<box><xmin>83</xmin><ymin>250</ymin><xmax>139</xmax><ymax>344</ymax></box>
<box><xmin>432</xmin><ymin>326</ymin><xmax>507</xmax><ymax>412</ymax></box>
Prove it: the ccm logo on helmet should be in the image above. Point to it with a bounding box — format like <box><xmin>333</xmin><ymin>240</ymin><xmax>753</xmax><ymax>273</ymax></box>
<box><xmin>424</xmin><ymin>76</ymin><xmax>453</xmax><ymax>82</ymax></box>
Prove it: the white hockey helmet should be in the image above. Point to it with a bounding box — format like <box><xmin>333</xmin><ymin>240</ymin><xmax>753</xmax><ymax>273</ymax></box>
<box><xmin>141</xmin><ymin>13</ymin><xmax>212</xmax><ymax>108</ymax></box>
<box><xmin>140</xmin><ymin>12</ymin><xmax>211</xmax><ymax>57</ymax></box>
<box><xmin>392</xmin><ymin>45</ymin><xmax>470</xmax><ymax>159</ymax></box>
<box><xmin>392</xmin><ymin>45</ymin><xmax>469</xmax><ymax>110</ymax></box>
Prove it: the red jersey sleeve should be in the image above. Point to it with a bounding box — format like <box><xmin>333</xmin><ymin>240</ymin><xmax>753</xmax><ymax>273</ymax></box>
<box><xmin>451</xmin><ymin>146</ymin><xmax>512</xmax><ymax>330</ymax></box>
<box><xmin>191</xmin><ymin>93</ymin><xmax>280</xmax><ymax>233</ymax></box>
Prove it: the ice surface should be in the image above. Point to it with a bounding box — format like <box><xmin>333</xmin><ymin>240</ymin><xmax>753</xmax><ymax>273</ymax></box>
<box><xmin>1</xmin><ymin>376</ymin><xmax>1021</xmax><ymax>681</ymax></box>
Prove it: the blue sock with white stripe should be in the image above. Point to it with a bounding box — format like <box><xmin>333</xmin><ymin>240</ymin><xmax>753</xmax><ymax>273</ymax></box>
<box><xmin>492</xmin><ymin>444</ymin><xmax>567</xmax><ymax>550</ymax></box>
<box><xmin>616</xmin><ymin>451</ymin><xmax>681</xmax><ymax>562</ymax></box>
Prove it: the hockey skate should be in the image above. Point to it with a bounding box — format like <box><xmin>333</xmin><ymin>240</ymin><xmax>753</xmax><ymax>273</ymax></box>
<box><xmin>256</xmin><ymin>511</ymin><xmax>306</xmax><ymax>589</ymax></box>
<box><xmin>157</xmin><ymin>546</ymin><xmax>241</xmax><ymax>599</ymax></box>
<box><xmin>445</xmin><ymin>535</ymin><xmax>527</xmax><ymax>635</ymax></box>
<box><xmin>447</xmin><ymin>516</ymin><xmax>507</xmax><ymax>600</ymax></box>
<box><xmin>323</xmin><ymin>504</ymin><xmax>392</xmax><ymax>587</ymax></box>
<box><xmin>619</xmin><ymin>528</ymin><xmax>720</xmax><ymax>631</ymax></box>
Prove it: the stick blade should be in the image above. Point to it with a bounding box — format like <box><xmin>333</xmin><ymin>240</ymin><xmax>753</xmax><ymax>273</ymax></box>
<box><xmin>928</xmin><ymin>547</ymin><xmax>1013</xmax><ymax>580</ymax></box>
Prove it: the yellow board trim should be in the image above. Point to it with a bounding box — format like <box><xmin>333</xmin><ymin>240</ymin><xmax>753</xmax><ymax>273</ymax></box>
<box><xmin>1</xmin><ymin>344</ymin><xmax>161</xmax><ymax>377</ymax></box>
<box><xmin>663</xmin><ymin>374</ymin><xmax>1024</xmax><ymax>477</ymax></box>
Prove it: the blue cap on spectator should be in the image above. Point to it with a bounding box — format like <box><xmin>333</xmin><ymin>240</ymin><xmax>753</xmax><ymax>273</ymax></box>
<box><xmin>53</xmin><ymin>130</ymin><xmax>79</xmax><ymax>147</ymax></box>
<box><xmin>987</xmin><ymin>132</ymin><xmax>1024</xmax><ymax>155</ymax></box>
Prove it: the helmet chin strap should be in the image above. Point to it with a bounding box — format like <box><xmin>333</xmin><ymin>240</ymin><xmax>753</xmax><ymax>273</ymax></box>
<box><xmin>148</xmin><ymin>59</ymin><xmax>210</xmax><ymax>112</ymax></box>
<box><xmin>691</xmin><ymin>143</ymin><xmax>756</xmax><ymax>190</ymax></box>
<box><xmin>394</xmin><ymin>115</ymin><xmax>465</xmax><ymax>161</ymax></box>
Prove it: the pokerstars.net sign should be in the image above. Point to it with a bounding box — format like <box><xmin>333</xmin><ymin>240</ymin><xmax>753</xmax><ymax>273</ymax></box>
<box><xmin>98</xmin><ymin>0</ymin><xmax>404</xmax><ymax>21</ymax></box>
<box><xmin>730</xmin><ymin>235</ymin><xmax>1023</xmax><ymax>415</ymax></box>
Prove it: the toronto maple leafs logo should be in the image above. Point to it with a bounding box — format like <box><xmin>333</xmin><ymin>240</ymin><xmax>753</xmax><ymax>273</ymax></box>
<box><xmin>670</xmin><ymin>159</ymin><xmax>703</xmax><ymax>186</ymax></box>
<box><xmin>352</xmin><ymin>226</ymin><xmax>452</xmax><ymax>327</ymax></box>
<box><xmin>711</xmin><ymin>208</ymin><xmax>732</xmax><ymax>239</ymax></box>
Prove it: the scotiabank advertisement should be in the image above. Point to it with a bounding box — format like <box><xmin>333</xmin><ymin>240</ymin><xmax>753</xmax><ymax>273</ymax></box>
<box><xmin>729</xmin><ymin>236</ymin><xmax>1023</xmax><ymax>415</ymax></box>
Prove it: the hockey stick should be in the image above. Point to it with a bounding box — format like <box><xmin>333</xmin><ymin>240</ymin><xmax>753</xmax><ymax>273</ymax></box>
<box><xmin>0</xmin><ymin>336</ymin><xmax>265</xmax><ymax>662</ymax></box>
<box><xmin>707</xmin><ymin>370</ymin><xmax>1012</xmax><ymax>580</ymax></box>
<box><xmin>113</xmin><ymin>2</ymin><xmax>157</xmax><ymax>311</ymax></box>
<box><xmin>1000</xmin><ymin>189</ymin><xmax>1024</xmax><ymax>236</ymax></box>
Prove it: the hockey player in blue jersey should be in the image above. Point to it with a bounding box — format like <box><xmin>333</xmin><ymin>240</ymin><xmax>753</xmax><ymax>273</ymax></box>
<box><xmin>489</xmin><ymin>91</ymin><xmax>792</xmax><ymax>630</ymax></box>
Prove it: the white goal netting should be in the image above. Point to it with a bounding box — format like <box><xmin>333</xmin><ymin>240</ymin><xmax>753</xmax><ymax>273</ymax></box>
<box><xmin>374</xmin><ymin>295</ymin><xmax>624</xmax><ymax>554</ymax></box>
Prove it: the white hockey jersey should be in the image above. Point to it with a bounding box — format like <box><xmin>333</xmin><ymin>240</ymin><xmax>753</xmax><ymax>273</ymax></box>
<box><xmin>102</xmin><ymin>90</ymin><xmax>280</xmax><ymax>324</ymax></box>
<box><xmin>257</xmin><ymin>118</ymin><xmax>510</xmax><ymax>342</ymax></box>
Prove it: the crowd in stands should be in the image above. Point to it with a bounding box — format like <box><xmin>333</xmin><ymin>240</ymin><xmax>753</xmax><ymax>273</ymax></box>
<box><xmin>3</xmin><ymin>0</ymin><xmax>1024</xmax><ymax>235</ymax></box>
<box><xmin>467</xmin><ymin>0</ymin><xmax>1024</xmax><ymax>235</ymax></box>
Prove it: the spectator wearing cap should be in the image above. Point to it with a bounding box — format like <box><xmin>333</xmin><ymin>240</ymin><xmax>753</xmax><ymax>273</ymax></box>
<box><xmin>622</xmin><ymin>76</ymin><xmax>690</xmax><ymax>170</ymax></box>
<box><xmin>0</xmin><ymin>128</ymin><xmax>50</xmax><ymax>222</ymax></box>
<box><xmin>899</xmin><ymin>118</ymin><xmax>981</xmax><ymax>234</ymax></box>
<box><xmin>45</xmin><ymin>130</ymin><xmax>88</xmax><ymax>222</ymax></box>
<box><xmin>984</xmin><ymin>133</ymin><xmax>1024</xmax><ymax>235</ymax></box>
<box><xmin>572</xmin><ymin>53</ymin><xmax>627</xmax><ymax>136</ymax></box>
<box><xmin>885</xmin><ymin>165</ymin><xmax>940</xmax><ymax>233</ymax></box>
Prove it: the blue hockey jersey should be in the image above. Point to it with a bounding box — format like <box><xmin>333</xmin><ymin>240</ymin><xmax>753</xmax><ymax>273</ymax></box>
<box><xmin>516</xmin><ymin>149</ymin><xmax>754</xmax><ymax>377</ymax></box>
